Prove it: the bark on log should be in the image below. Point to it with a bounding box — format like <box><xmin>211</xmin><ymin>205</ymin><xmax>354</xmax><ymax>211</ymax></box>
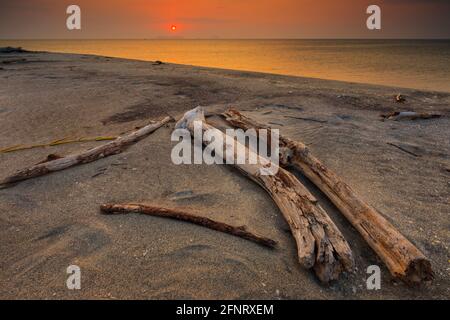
<box><xmin>0</xmin><ymin>116</ymin><xmax>173</xmax><ymax>187</ymax></box>
<box><xmin>100</xmin><ymin>203</ymin><xmax>277</xmax><ymax>248</ymax></box>
<box><xmin>222</xmin><ymin>107</ymin><xmax>433</xmax><ymax>284</ymax></box>
<box><xmin>176</xmin><ymin>107</ymin><xmax>354</xmax><ymax>283</ymax></box>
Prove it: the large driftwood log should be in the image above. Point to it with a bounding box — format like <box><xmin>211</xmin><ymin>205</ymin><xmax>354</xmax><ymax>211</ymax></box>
<box><xmin>0</xmin><ymin>116</ymin><xmax>173</xmax><ymax>187</ymax></box>
<box><xmin>222</xmin><ymin>108</ymin><xmax>433</xmax><ymax>283</ymax></box>
<box><xmin>101</xmin><ymin>203</ymin><xmax>277</xmax><ymax>248</ymax></box>
<box><xmin>176</xmin><ymin>107</ymin><xmax>354</xmax><ymax>283</ymax></box>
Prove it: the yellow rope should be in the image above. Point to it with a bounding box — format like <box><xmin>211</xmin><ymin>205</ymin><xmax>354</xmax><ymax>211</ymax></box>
<box><xmin>0</xmin><ymin>136</ymin><xmax>118</xmax><ymax>154</ymax></box>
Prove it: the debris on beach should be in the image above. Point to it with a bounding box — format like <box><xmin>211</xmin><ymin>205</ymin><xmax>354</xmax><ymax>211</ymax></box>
<box><xmin>0</xmin><ymin>46</ymin><xmax>28</xmax><ymax>54</ymax></box>
<box><xmin>381</xmin><ymin>111</ymin><xmax>442</xmax><ymax>121</ymax></box>
<box><xmin>178</xmin><ymin>107</ymin><xmax>354</xmax><ymax>283</ymax></box>
<box><xmin>222</xmin><ymin>107</ymin><xmax>433</xmax><ymax>284</ymax></box>
<box><xmin>284</xmin><ymin>115</ymin><xmax>327</xmax><ymax>123</ymax></box>
<box><xmin>395</xmin><ymin>94</ymin><xmax>406</xmax><ymax>103</ymax></box>
<box><xmin>91</xmin><ymin>167</ymin><xmax>108</xmax><ymax>178</ymax></box>
<box><xmin>100</xmin><ymin>203</ymin><xmax>277</xmax><ymax>248</ymax></box>
<box><xmin>0</xmin><ymin>116</ymin><xmax>173</xmax><ymax>187</ymax></box>
<box><xmin>267</xmin><ymin>121</ymin><xmax>284</xmax><ymax>126</ymax></box>
<box><xmin>387</xmin><ymin>142</ymin><xmax>420</xmax><ymax>157</ymax></box>
<box><xmin>152</xmin><ymin>60</ymin><xmax>164</xmax><ymax>65</ymax></box>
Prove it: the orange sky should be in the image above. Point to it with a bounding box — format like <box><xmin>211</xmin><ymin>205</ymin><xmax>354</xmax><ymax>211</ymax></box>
<box><xmin>0</xmin><ymin>0</ymin><xmax>449</xmax><ymax>39</ymax></box>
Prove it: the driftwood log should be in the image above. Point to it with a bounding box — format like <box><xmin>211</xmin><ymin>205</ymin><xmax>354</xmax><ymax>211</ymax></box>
<box><xmin>101</xmin><ymin>203</ymin><xmax>277</xmax><ymax>248</ymax></box>
<box><xmin>381</xmin><ymin>111</ymin><xmax>441</xmax><ymax>121</ymax></box>
<box><xmin>0</xmin><ymin>116</ymin><xmax>173</xmax><ymax>187</ymax></box>
<box><xmin>176</xmin><ymin>107</ymin><xmax>354</xmax><ymax>283</ymax></box>
<box><xmin>222</xmin><ymin>108</ymin><xmax>433</xmax><ymax>284</ymax></box>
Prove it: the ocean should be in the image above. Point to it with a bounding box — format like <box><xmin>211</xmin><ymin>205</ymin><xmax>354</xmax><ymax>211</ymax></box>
<box><xmin>1</xmin><ymin>39</ymin><xmax>449</xmax><ymax>92</ymax></box>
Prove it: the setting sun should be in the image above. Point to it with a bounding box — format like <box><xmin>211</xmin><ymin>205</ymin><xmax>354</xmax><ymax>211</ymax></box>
<box><xmin>171</xmin><ymin>25</ymin><xmax>177</xmax><ymax>32</ymax></box>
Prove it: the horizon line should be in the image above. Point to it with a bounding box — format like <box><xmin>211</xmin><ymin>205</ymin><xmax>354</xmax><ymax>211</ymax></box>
<box><xmin>1</xmin><ymin>38</ymin><xmax>450</xmax><ymax>41</ymax></box>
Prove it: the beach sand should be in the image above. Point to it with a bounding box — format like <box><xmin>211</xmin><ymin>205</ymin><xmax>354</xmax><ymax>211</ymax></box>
<box><xmin>0</xmin><ymin>51</ymin><xmax>449</xmax><ymax>299</ymax></box>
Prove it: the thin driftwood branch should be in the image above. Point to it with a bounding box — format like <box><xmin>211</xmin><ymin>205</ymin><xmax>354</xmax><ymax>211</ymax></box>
<box><xmin>381</xmin><ymin>111</ymin><xmax>441</xmax><ymax>121</ymax></box>
<box><xmin>387</xmin><ymin>142</ymin><xmax>420</xmax><ymax>157</ymax></box>
<box><xmin>222</xmin><ymin>107</ymin><xmax>433</xmax><ymax>284</ymax></box>
<box><xmin>100</xmin><ymin>203</ymin><xmax>277</xmax><ymax>248</ymax></box>
<box><xmin>284</xmin><ymin>115</ymin><xmax>327</xmax><ymax>123</ymax></box>
<box><xmin>176</xmin><ymin>107</ymin><xmax>354</xmax><ymax>283</ymax></box>
<box><xmin>0</xmin><ymin>116</ymin><xmax>173</xmax><ymax>187</ymax></box>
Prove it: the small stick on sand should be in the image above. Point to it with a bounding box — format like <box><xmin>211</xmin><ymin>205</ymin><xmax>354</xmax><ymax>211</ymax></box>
<box><xmin>284</xmin><ymin>115</ymin><xmax>328</xmax><ymax>123</ymax></box>
<box><xmin>381</xmin><ymin>111</ymin><xmax>442</xmax><ymax>121</ymax></box>
<box><xmin>0</xmin><ymin>116</ymin><xmax>173</xmax><ymax>187</ymax></box>
<box><xmin>100</xmin><ymin>203</ymin><xmax>277</xmax><ymax>248</ymax></box>
<box><xmin>176</xmin><ymin>107</ymin><xmax>354</xmax><ymax>283</ymax></box>
<box><xmin>387</xmin><ymin>142</ymin><xmax>420</xmax><ymax>157</ymax></box>
<box><xmin>395</xmin><ymin>94</ymin><xmax>406</xmax><ymax>103</ymax></box>
<box><xmin>222</xmin><ymin>107</ymin><xmax>433</xmax><ymax>284</ymax></box>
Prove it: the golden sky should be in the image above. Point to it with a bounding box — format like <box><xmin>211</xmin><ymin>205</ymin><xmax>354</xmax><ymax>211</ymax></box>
<box><xmin>0</xmin><ymin>0</ymin><xmax>449</xmax><ymax>39</ymax></box>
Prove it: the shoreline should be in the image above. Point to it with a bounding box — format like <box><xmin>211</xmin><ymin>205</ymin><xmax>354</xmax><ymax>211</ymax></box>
<box><xmin>2</xmin><ymin>39</ymin><xmax>449</xmax><ymax>93</ymax></box>
<box><xmin>0</xmin><ymin>50</ymin><xmax>449</xmax><ymax>299</ymax></box>
<box><xmin>45</xmin><ymin>50</ymin><xmax>450</xmax><ymax>94</ymax></box>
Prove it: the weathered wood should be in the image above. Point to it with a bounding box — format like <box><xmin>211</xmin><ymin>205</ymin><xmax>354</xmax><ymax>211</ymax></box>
<box><xmin>284</xmin><ymin>115</ymin><xmax>327</xmax><ymax>123</ymax></box>
<box><xmin>395</xmin><ymin>94</ymin><xmax>406</xmax><ymax>103</ymax></box>
<box><xmin>381</xmin><ymin>111</ymin><xmax>441</xmax><ymax>121</ymax></box>
<box><xmin>100</xmin><ymin>203</ymin><xmax>277</xmax><ymax>248</ymax></box>
<box><xmin>0</xmin><ymin>116</ymin><xmax>173</xmax><ymax>187</ymax></box>
<box><xmin>222</xmin><ymin>107</ymin><xmax>433</xmax><ymax>284</ymax></box>
<box><xmin>176</xmin><ymin>107</ymin><xmax>354</xmax><ymax>283</ymax></box>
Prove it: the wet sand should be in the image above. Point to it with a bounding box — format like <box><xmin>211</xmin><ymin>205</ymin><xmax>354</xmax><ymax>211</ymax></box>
<box><xmin>0</xmin><ymin>51</ymin><xmax>449</xmax><ymax>299</ymax></box>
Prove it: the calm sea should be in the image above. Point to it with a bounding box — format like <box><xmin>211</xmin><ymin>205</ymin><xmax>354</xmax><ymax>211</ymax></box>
<box><xmin>1</xmin><ymin>39</ymin><xmax>449</xmax><ymax>92</ymax></box>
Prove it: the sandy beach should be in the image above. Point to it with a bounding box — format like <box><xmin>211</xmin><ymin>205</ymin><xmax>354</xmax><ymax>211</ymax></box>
<box><xmin>0</xmin><ymin>50</ymin><xmax>449</xmax><ymax>299</ymax></box>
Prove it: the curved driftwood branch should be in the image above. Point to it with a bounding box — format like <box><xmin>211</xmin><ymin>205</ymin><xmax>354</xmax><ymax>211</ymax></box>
<box><xmin>0</xmin><ymin>116</ymin><xmax>173</xmax><ymax>187</ymax></box>
<box><xmin>222</xmin><ymin>107</ymin><xmax>432</xmax><ymax>284</ymax></box>
<box><xmin>176</xmin><ymin>107</ymin><xmax>354</xmax><ymax>283</ymax></box>
<box><xmin>101</xmin><ymin>203</ymin><xmax>277</xmax><ymax>248</ymax></box>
